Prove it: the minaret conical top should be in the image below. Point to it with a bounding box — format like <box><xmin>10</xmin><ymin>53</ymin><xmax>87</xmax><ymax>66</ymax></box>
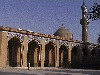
<box><xmin>62</xmin><ymin>24</ymin><xmax>63</xmax><ymax>26</ymax></box>
<box><xmin>83</xmin><ymin>0</ymin><xmax>85</xmax><ymax>5</ymax></box>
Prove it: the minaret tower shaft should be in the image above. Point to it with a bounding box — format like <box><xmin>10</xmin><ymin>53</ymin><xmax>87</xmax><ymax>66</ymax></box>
<box><xmin>80</xmin><ymin>1</ymin><xmax>89</xmax><ymax>43</ymax></box>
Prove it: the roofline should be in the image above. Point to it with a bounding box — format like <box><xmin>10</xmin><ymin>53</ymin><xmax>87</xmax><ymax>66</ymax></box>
<box><xmin>0</xmin><ymin>26</ymin><xmax>74</xmax><ymax>42</ymax></box>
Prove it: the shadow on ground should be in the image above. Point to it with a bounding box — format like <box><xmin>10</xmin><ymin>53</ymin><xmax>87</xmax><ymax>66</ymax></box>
<box><xmin>0</xmin><ymin>68</ymin><xmax>100</xmax><ymax>75</ymax></box>
<box><xmin>0</xmin><ymin>71</ymin><xmax>70</xmax><ymax>75</ymax></box>
<box><xmin>43</xmin><ymin>69</ymin><xmax>100</xmax><ymax>75</ymax></box>
<box><xmin>0</xmin><ymin>72</ymin><xmax>37</xmax><ymax>75</ymax></box>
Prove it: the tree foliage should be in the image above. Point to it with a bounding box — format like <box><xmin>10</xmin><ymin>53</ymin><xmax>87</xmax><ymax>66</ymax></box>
<box><xmin>97</xmin><ymin>35</ymin><xmax>100</xmax><ymax>44</ymax></box>
<box><xmin>88</xmin><ymin>3</ymin><xmax>100</xmax><ymax>20</ymax></box>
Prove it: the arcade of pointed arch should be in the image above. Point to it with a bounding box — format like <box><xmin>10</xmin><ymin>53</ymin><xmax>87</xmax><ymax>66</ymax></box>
<box><xmin>0</xmin><ymin>26</ymin><xmax>81</xmax><ymax>68</ymax></box>
<box><xmin>7</xmin><ymin>31</ymin><xmax>71</xmax><ymax>48</ymax></box>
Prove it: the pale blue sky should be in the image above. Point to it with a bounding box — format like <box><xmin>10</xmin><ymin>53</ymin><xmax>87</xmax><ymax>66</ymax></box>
<box><xmin>0</xmin><ymin>0</ymin><xmax>100</xmax><ymax>43</ymax></box>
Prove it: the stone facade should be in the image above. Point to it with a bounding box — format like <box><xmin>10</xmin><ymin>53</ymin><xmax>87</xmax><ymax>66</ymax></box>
<box><xmin>0</xmin><ymin>26</ymin><xmax>79</xmax><ymax>68</ymax></box>
<box><xmin>0</xmin><ymin>26</ymin><xmax>100</xmax><ymax>69</ymax></box>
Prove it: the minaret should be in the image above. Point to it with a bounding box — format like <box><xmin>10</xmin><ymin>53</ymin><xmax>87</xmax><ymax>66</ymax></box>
<box><xmin>80</xmin><ymin>1</ymin><xmax>89</xmax><ymax>43</ymax></box>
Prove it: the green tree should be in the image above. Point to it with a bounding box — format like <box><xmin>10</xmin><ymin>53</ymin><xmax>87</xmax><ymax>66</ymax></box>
<box><xmin>97</xmin><ymin>35</ymin><xmax>100</xmax><ymax>44</ymax></box>
<box><xmin>89</xmin><ymin>3</ymin><xmax>100</xmax><ymax>20</ymax></box>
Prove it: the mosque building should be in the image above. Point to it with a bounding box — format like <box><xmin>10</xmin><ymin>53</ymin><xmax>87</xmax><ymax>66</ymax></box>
<box><xmin>0</xmin><ymin>2</ymin><xmax>100</xmax><ymax>69</ymax></box>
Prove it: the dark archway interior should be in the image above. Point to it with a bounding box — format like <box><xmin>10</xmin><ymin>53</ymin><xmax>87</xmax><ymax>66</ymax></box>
<box><xmin>59</xmin><ymin>45</ymin><xmax>68</xmax><ymax>67</ymax></box>
<box><xmin>27</xmin><ymin>40</ymin><xmax>40</xmax><ymax>67</ymax></box>
<box><xmin>71</xmin><ymin>46</ymin><xmax>79</xmax><ymax>68</ymax></box>
<box><xmin>8</xmin><ymin>38</ymin><xmax>21</xmax><ymax>67</ymax></box>
<box><xmin>45</xmin><ymin>42</ymin><xmax>55</xmax><ymax>67</ymax></box>
<box><xmin>72</xmin><ymin>46</ymin><xmax>78</xmax><ymax>55</ymax></box>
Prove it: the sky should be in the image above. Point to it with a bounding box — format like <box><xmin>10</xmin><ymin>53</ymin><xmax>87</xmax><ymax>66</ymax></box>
<box><xmin>0</xmin><ymin>0</ymin><xmax>100</xmax><ymax>43</ymax></box>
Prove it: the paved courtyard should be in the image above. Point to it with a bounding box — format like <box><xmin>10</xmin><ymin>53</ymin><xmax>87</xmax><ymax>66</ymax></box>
<box><xmin>0</xmin><ymin>68</ymin><xmax>100</xmax><ymax>75</ymax></box>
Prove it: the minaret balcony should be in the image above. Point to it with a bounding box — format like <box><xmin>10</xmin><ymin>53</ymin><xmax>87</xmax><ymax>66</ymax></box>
<box><xmin>80</xmin><ymin>19</ymin><xmax>89</xmax><ymax>25</ymax></box>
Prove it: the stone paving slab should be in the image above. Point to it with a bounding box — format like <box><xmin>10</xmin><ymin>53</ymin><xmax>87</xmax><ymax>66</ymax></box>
<box><xmin>0</xmin><ymin>67</ymin><xmax>100</xmax><ymax>75</ymax></box>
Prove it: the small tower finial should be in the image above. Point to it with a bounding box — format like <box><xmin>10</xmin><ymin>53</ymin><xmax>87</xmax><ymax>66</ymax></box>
<box><xmin>62</xmin><ymin>24</ymin><xmax>64</xmax><ymax>27</ymax></box>
<box><xmin>83</xmin><ymin>0</ymin><xmax>85</xmax><ymax>5</ymax></box>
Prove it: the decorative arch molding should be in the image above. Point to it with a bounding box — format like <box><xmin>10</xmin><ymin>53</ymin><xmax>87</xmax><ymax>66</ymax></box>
<box><xmin>28</xmin><ymin>35</ymin><xmax>42</xmax><ymax>45</ymax></box>
<box><xmin>7</xmin><ymin>32</ymin><xmax>24</xmax><ymax>43</ymax></box>
<box><xmin>59</xmin><ymin>42</ymin><xmax>69</xmax><ymax>67</ymax></box>
<box><xmin>72</xmin><ymin>44</ymin><xmax>81</xmax><ymax>52</ymax></box>
<box><xmin>59</xmin><ymin>40</ymin><xmax>69</xmax><ymax>48</ymax></box>
<box><xmin>75</xmin><ymin>44</ymin><xmax>81</xmax><ymax>48</ymax></box>
<box><xmin>45</xmin><ymin>38</ymin><xmax>56</xmax><ymax>45</ymax></box>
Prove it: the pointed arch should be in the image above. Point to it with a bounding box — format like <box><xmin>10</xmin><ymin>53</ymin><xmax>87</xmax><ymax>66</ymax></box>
<box><xmin>8</xmin><ymin>37</ymin><xmax>21</xmax><ymax>67</ymax></box>
<box><xmin>27</xmin><ymin>40</ymin><xmax>40</xmax><ymax>67</ymax></box>
<box><xmin>59</xmin><ymin>44</ymin><xmax>68</xmax><ymax>67</ymax></box>
<box><xmin>45</xmin><ymin>41</ymin><xmax>55</xmax><ymax>67</ymax></box>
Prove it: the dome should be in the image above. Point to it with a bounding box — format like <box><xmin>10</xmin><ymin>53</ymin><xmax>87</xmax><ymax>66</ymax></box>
<box><xmin>53</xmin><ymin>25</ymin><xmax>73</xmax><ymax>40</ymax></box>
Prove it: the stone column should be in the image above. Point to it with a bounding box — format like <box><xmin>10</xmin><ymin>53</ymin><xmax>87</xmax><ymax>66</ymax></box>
<box><xmin>34</xmin><ymin>48</ymin><xmax>39</xmax><ymax>67</ymax></box>
<box><xmin>39</xmin><ymin>45</ymin><xmax>41</xmax><ymax>67</ymax></box>
<box><xmin>54</xmin><ymin>46</ymin><xmax>57</xmax><ymax>67</ymax></box>
<box><xmin>55</xmin><ymin>40</ymin><xmax>60</xmax><ymax>67</ymax></box>
<box><xmin>22</xmin><ymin>35</ymin><xmax>28</xmax><ymax>67</ymax></box>
<box><xmin>20</xmin><ymin>45</ymin><xmax>23</xmax><ymax>67</ymax></box>
<box><xmin>17</xmin><ymin>46</ymin><xmax>21</xmax><ymax>67</ymax></box>
<box><xmin>0</xmin><ymin>31</ymin><xmax>8</xmax><ymax>68</ymax></box>
<box><xmin>68</xmin><ymin>42</ymin><xmax>72</xmax><ymax>63</ymax></box>
<box><xmin>40</xmin><ymin>38</ymin><xmax>45</xmax><ymax>67</ymax></box>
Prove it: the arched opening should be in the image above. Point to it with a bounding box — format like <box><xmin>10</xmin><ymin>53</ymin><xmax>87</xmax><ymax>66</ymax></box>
<box><xmin>91</xmin><ymin>46</ymin><xmax>100</xmax><ymax>69</ymax></box>
<box><xmin>81</xmin><ymin>45</ymin><xmax>92</xmax><ymax>69</ymax></box>
<box><xmin>8</xmin><ymin>37</ymin><xmax>21</xmax><ymax>67</ymax></box>
<box><xmin>59</xmin><ymin>45</ymin><xmax>68</xmax><ymax>67</ymax></box>
<box><xmin>27</xmin><ymin>40</ymin><xmax>40</xmax><ymax>67</ymax></box>
<box><xmin>45</xmin><ymin>42</ymin><xmax>55</xmax><ymax>67</ymax></box>
<box><xmin>71</xmin><ymin>46</ymin><xmax>79</xmax><ymax>68</ymax></box>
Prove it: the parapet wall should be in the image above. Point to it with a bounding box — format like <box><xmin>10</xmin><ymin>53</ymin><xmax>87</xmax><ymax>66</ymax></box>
<box><xmin>0</xmin><ymin>26</ymin><xmax>80</xmax><ymax>43</ymax></box>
